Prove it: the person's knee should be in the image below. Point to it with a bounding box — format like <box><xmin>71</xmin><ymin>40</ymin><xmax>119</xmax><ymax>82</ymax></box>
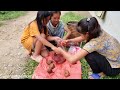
<box><xmin>104</xmin><ymin>72</ymin><xmax>113</xmax><ymax>76</ymax></box>
<box><xmin>104</xmin><ymin>70</ymin><xmax>117</xmax><ymax>76</ymax></box>
<box><xmin>40</xmin><ymin>33</ymin><xmax>46</xmax><ymax>38</ymax></box>
<box><xmin>85</xmin><ymin>52</ymin><xmax>101</xmax><ymax>61</ymax></box>
<box><xmin>35</xmin><ymin>34</ymin><xmax>46</xmax><ymax>44</ymax></box>
<box><xmin>85</xmin><ymin>55</ymin><xmax>90</xmax><ymax>60</ymax></box>
<box><xmin>34</xmin><ymin>38</ymin><xmax>42</xmax><ymax>47</ymax></box>
<box><xmin>85</xmin><ymin>53</ymin><xmax>95</xmax><ymax>61</ymax></box>
<box><xmin>41</xmin><ymin>50</ymin><xmax>49</xmax><ymax>57</ymax></box>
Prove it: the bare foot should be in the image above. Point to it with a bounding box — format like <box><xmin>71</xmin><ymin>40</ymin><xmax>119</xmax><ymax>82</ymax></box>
<box><xmin>31</xmin><ymin>55</ymin><xmax>43</xmax><ymax>63</ymax></box>
<box><xmin>41</xmin><ymin>49</ymin><xmax>49</xmax><ymax>57</ymax></box>
<box><xmin>25</xmin><ymin>50</ymin><xmax>33</xmax><ymax>57</ymax></box>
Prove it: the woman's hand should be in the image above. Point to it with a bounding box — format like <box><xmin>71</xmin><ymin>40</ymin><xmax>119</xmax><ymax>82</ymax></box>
<box><xmin>54</xmin><ymin>37</ymin><xmax>62</xmax><ymax>42</ymax></box>
<box><xmin>60</xmin><ymin>40</ymin><xmax>67</xmax><ymax>46</ymax></box>
<box><xmin>60</xmin><ymin>39</ymin><xmax>72</xmax><ymax>46</ymax></box>
<box><xmin>54</xmin><ymin>37</ymin><xmax>63</xmax><ymax>46</ymax></box>
<box><xmin>51</xmin><ymin>46</ymin><xmax>61</xmax><ymax>54</ymax></box>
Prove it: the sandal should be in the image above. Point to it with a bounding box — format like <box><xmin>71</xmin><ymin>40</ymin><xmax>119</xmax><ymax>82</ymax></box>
<box><xmin>89</xmin><ymin>73</ymin><xmax>101</xmax><ymax>79</ymax></box>
<box><xmin>30</xmin><ymin>55</ymin><xmax>43</xmax><ymax>63</ymax></box>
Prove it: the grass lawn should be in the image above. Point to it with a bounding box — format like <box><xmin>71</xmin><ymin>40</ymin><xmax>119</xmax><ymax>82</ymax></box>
<box><xmin>23</xmin><ymin>11</ymin><xmax>120</xmax><ymax>79</ymax></box>
<box><xmin>61</xmin><ymin>11</ymin><xmax>86</xmax><ymax>23</ymax></box>
<box><xmin>23</xmin><ymin>59</ymin><xmax>39</xmax><ymax>79</ymax></box>
<box><xmin>0</xmin><ymin>11</ymin><xmax>26</xmax><ymax>21</ymax></box>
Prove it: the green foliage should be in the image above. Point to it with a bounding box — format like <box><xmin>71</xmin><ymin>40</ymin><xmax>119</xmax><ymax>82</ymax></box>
<box><xmin>23</xmin><ymin>59</ymin><xmax>39</xmax><ymax>79</ymax></box>
<box><xmin>61</xmin><ymin>12</ymin><xmax>85</xmax><ymax>23</ymax></box>
<box><xmin>80</xmin><ymin>58</ymin><xmax>90</xmax><ymax>79</ymax></box>
<box><xmin>101</xmin><ymin>75</ymin><xmax>120</xmax><ymax>79</ymax></box>
<box><xmin>0</xmin><ymin>11</ymin><xmax>25</xmax><ymax>20</ymax></box>
<box><xmin>0</xmin><ymin>11</ymin><xmax>9</xmax><ymax>14</ymax></box>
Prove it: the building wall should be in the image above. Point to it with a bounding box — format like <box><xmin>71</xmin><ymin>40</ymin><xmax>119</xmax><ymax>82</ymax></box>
<box><xmin>89</xmin><ymin>11</ymin><xmax>120</xmax><ymax>42</ymax></box>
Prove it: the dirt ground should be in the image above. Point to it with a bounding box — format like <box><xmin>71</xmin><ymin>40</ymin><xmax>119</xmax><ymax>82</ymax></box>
<box><xmin>0</xmin><ymin>11</ymin><xmax>37</xmax><ymax>78</ymax></box>
<box><xmin>0</xmin><ymin>11</ymin><xmax>91</xmax><ymax>79</ymax></box>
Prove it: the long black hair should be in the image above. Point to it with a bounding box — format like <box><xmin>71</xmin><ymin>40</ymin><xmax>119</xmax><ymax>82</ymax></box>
<box><xmin>77</xmin><ymin>17</ymin><xmax>102</xmax><ymax>42</ymax></box>
<box><xmin>36</xmin><ymin>11</ymin><xmax>51</xmax><ymax>34</ymax></box>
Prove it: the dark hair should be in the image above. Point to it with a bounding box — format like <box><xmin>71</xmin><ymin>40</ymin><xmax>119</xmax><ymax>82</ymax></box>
<box><xmin>77</xmin><ymin>17</ymin><xmax>102</xmax><ymax>41</ymax></box>
<box><xmin>50</xmin><ymin>11</ymin><xmax>61</xmax><ymax>17</ymax></box>
<box><xmin>36</xmin><ymin>11</ymin><xmax>51</xmax><ymax>34</ymax></box>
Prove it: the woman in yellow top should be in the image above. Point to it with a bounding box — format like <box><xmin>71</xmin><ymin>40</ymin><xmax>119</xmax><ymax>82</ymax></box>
<box><xmin>55</xmin><ymin>17</ymin><xmax>120</xmax><ymax>79</ymax></box>
<box><xmin>21</xmin><ymin>11</ymin><xmax>61</xmax><ymax>63</ymax></box>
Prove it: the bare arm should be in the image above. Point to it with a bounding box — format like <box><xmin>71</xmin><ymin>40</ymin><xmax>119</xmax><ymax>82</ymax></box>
<box><xmin>36</xmin><ymin>34</ymin><xmax>56</xmax><ymax>50</ymax></box>
<box><xmin>47</xmin><ymin>35</ymin><xmax>62</xmax><ymax>42</ymax></box>
<box><xmin>63</xmin><ymin>26</ymin><xmax>71</xmax><ymax>40</ymax></box>
<box><xmin>68</xmin><ymin>36</ymin><xmax>84</xmax><ymax>43</ymax></box>
<box><xmin>57</xmin><ymin>47</ymin><xmax>88</xmax><ymax>63</ymax></box>
<box><xmin>47</xmin><ymin>35</ymin><xmax>56</xmax><ymax>41</ymax></box>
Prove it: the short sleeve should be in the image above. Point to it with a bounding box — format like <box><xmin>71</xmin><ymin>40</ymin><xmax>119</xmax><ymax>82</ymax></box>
<box><xmin>83</xmin><ymin>40</ymin><xmax>99</xmax><ymax>53</ymax></box>
<box><xmin>30</xmin><ymin>21</ymin><xmax>40</xmax><ymax>37</ymax></box>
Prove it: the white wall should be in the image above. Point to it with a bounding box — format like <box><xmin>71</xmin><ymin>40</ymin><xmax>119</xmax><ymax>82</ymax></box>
<box><xmin>89</xmin><ymin>11</ymin><xmax>120</xmax><ymax>42</ymax></box>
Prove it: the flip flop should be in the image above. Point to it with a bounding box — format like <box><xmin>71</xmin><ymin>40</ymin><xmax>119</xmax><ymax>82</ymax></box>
<box><xmin>89</xmin><ymin>73</ymin><xmax>101</xmax><ymax>79</ymax></box>
<box><xmin>30</xmin><ymin>55</ymin><xmax>43</xmax><ymax>63</ymax></box>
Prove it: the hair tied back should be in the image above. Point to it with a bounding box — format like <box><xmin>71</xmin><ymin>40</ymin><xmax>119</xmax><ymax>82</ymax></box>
<box><xmin>87</xmin><ymin>18</ymin><xmax>90</xmax><ymax>22</ymax></box>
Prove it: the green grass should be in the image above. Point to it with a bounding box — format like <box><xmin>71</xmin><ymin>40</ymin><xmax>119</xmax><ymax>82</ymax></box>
<box><xmin>23</xmin><ymin>59</ymin><xmax>39</xmax><ymax>79</ymax></box>
<box><xmin>101</xmin><ymin>75</ymin><xmax>120</xmax><ymax>79</ymax></box>
<box><xmin>81</xmin><ymin>58</ymin><xmax>90</xmax><ymax>79</ymax></box>
<box><xmin>61</xmin><ymin>12</ymin><xmax>86</xmax><ymax>23</ymax></box>
<box><xmin>0</xmin><ymin>11</ymin><xmax>26</xmax><ymax>21</ymax></box>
